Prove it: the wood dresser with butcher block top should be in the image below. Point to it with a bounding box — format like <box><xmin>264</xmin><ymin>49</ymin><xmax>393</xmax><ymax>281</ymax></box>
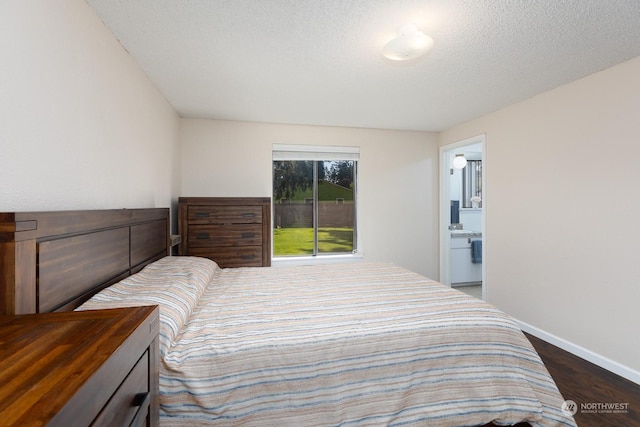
<box><xmin>0</xmin><ymin>305</ymin><xmax>159</xmax><ymax>427</ymax></box>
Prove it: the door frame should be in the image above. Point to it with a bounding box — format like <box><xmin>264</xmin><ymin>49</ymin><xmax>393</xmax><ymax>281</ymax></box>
<box><xmin>439</xmin><ymin>134</ymin><xmax>486</xmax><ymax>299</ymax></box>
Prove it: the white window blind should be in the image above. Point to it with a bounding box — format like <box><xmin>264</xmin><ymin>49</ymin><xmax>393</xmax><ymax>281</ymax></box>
<box><xmin>272</xmin><ymin>144</ymin><xmax>360</xmax><ymax>161</ymax></box>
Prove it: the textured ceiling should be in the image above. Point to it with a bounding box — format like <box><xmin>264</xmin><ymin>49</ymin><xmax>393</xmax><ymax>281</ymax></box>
<box><xmin>86</xmin><ymin>0</ymin><xmax>640</xmax><ymax>131</ymax></box>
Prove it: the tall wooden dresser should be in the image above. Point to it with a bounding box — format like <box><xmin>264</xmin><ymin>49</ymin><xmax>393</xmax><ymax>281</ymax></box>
<box><xmin>178</xmin><ymin>197</ymin><xmax>271</xmax><ymax>267</ymax></box>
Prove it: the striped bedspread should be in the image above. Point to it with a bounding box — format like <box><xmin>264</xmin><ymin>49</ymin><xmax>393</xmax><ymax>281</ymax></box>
<box><xmin>79</xmin><ymin>257</ymin><xmax>576</xmax><ymax>427</ymax></box>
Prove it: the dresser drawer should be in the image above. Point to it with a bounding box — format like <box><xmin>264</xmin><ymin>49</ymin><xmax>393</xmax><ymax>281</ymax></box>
<box><xmin>189</xmin><ymin>224</ymin><xmax>263</xmax><ymax>247</ymax></box>
<box><xmin>189</xmin><ymin>246</ymin><xmax>264</xmax><ymax>267</ymax></box>
<box><xmin>92</xmin><ymin>350</ymin><xmax>149</xmax><ymax>427</ymax></box>
<box><xmin>188</xmin><ymin>205</ymin><xmax>263</xmax><ymax>224</ymax></box>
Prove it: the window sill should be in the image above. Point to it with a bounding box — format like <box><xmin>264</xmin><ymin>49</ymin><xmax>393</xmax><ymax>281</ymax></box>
<box><xmin>272</xmin><ymin>253</ymin><xmax>364</xmax><ymax>268</ymax></box>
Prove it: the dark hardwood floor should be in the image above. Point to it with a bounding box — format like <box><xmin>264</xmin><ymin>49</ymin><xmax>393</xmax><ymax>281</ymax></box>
<box><xmin>525</xmin><ymin>333</ymin><xmax>640</xmax><ymax>427</ymax></box>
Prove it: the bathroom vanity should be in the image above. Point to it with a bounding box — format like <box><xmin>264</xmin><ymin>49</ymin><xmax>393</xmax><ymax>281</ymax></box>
<box><xmin>450</xmin><ymin>230</ymin><xmax>482</xmax><ymax>285</ymax></box>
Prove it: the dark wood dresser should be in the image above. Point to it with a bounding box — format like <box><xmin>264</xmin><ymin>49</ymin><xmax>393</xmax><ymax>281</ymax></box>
<box><xmin>0</xmin><ymin>306</ymin><xmax>159</xmax><ymax>427</ymax></box>
<box><xmin>178</xmin><ymin>197</ymin><xmax>271</xmax><ymax>267</ymax></box>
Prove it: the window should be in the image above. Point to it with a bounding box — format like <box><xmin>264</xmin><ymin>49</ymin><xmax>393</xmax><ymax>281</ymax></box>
<box><xmin>272</xmin><ymin>144</ymin><xmax>358</xmax><ymax>257</ymax></box>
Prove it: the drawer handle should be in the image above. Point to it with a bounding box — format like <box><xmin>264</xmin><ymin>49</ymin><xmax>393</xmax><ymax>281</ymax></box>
<box><xmin>241</xmin><ymin>255</ymin><xmax>256</xmax><ymax>260</ymax></box>
<box><xmin>130</xmin><ymin>392</ymin><xmax>151</xmax><ymax>427</ymax></box>
<box><xmin>196</xmin><ymin>233</ymin><xmax>210</xmax><ymax>239</ymax></box>
<box><xmin>132</xmin><ymin>392</ymin><xmax>150</xmax><ymax>408</ymax></box>
<box><xmin>241</xmin><ymin>232</ymin><xmax>256</xmax><ymax>238</ymax></box>
<box><xmin>195</xmin><ymin>212</ymin><xmax>210</xmax><ymax>218</ymax></box>
<box><xmin>241</xmin><ymin>212</ymin><xmax>256</xmax><ymax>218</ymax></box>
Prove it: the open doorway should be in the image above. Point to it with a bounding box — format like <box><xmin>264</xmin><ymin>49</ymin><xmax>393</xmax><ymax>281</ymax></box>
<box><xmin>439</xmin><ymin>135</ymin><xmax>486</xmax><ymax>300</ymax></box>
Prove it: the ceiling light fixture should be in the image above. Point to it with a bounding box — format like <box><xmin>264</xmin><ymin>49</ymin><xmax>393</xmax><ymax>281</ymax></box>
<box><xmin>452</xmin><ymin>154</ymin><xmax>467</xmax><ymax>169</ymax></box>
<box><xmin>382</xmin><ymin>24</ymin><xmax>434</xmax><ymax>61</ymax></box>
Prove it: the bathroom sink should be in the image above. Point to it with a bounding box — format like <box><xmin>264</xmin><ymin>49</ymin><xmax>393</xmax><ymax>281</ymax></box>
<box><xmin>451</xmin><ymin>230</ymin><xmax>480</xmax><ymax>235</ymax></box>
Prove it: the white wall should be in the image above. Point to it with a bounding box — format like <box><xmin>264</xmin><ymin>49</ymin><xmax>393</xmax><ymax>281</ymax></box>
<box><xmin>181</xmin><ymin>119</ymin><xmax>439</xmax><ymax>277</ymax></box>
<box><xmin>440</xmin><ymin>55</ymin><xmax>640</xmax><ymax>375</ymax></box>
<box><xmin>0</xmin><ymin>0</ymin><xmax>180</xmax><ymax>215</ymax></box>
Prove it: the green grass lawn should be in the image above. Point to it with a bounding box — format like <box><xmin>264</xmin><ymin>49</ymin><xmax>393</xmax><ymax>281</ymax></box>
<box><xmin>274</xmin><ymin>227</ymin><xmax>354</xmax><ymax>255</ymax></box>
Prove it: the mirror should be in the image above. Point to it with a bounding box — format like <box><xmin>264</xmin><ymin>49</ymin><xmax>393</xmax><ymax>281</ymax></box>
<box><xmin>461</xmin><ymin>160</ymin><xmax>482</xmax><ymax>208</ymax></box>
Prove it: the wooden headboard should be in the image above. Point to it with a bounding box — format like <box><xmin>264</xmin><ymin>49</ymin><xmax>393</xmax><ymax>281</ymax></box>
<box><xmin>0</xmin><ymin>208</ymin><xmax>170</xmax><ymax>315</ymax></box>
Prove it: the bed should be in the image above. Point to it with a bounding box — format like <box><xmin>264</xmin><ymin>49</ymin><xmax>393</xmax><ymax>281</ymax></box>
<box><xmin>0</xmin><ymin>209</ymin><xmax>576</xmax><ymax>426</ymax></box>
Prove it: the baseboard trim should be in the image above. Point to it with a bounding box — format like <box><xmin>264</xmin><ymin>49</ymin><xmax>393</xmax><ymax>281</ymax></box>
<box><xmin>516</xmin><ymin>319</ymin><xmax>640</xmax><ymax>386</ymax></box>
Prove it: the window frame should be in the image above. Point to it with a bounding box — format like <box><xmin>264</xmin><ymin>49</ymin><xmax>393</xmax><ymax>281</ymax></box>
<box><xmin>272</xmin><ymin>144</ymin><xmax>360</xmax><ymax>263</ymax></box>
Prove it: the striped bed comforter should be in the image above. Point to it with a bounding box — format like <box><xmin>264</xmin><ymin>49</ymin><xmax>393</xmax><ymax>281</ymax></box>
<box><xmin>79</xmin><ymin>257</ymin><xmax>576</xmax><ymax>427</ymax></box>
